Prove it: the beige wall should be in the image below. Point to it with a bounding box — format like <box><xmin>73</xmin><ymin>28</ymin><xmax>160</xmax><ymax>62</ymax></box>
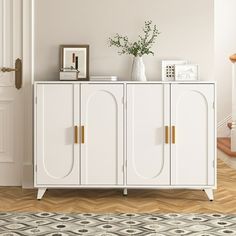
<box><xmin>215</xmin><ymin>0</ymin><xmax>236</xmax><ymax>123</ymax></box>
<box><xmin>35</xmin><ymin>0</ymin><xmax>214</xmax><ymax>81</ymax></box>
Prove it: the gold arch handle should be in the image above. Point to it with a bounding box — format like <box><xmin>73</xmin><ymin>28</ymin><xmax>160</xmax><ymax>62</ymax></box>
<box><xmin>81</xmin><ymin>126</ymin><xmax>85</xmax><ymax>144</ymax></box>
<box><xmin>172</xmin><ymin>126</ymin><xmax>176</xmax><ymax>144</ymax></box>
<box><xmin>74</xmin><ymin>126</ymin><xmax>78</xmax><ymax>144</ymax></box>
<box><xmin>165</xmin><ymin>126</ymin><xmax>169</xmax><ymax>144</ymax></box>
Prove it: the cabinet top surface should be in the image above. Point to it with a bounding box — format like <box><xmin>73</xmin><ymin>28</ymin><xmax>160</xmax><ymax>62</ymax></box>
<box><xmin>35</xmin><ymin>80</ymin><xmax>216</xmax><ymax>84</ymax></box>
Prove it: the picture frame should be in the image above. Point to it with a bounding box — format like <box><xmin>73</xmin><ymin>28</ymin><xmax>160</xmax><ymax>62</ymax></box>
<box><xmin>60</xmin><ymin>45</ymin><xmax>89</xmax><ymax>80</ymax></box>
<box><xmin>162</xmin><ymin>60</ymin><xmax>187</xmax><ymax>81</ymax></box>
<box><xmin>175</xmin><ymin>64</ymin><xmax>199</xmax><ymax>81</ymax></box>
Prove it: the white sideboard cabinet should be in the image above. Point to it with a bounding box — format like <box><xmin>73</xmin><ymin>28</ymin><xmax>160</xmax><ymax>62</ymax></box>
<box><xmin>34</xmin><ymin>82</ymin><xmax>216</xmax><ymax>200</ymax></box>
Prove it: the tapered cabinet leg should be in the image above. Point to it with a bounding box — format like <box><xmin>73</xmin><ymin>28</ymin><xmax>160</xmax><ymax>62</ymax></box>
<box><xmin>37</xmin><ymin>188</ymin><xmax>47</xmax><ymax>200</ymax></box>
<box><xmin>123</xmin><ymin>188</ymin><xmax>128</xmax><ymax>196</ymax></box>
<box><xmin>204</xmin><ymin>189</ymin><xmax>214</xmax><ymax>201</ymax></box>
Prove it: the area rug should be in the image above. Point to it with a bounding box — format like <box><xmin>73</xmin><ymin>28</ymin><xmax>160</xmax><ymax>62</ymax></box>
<box><xmin>0</xmin><ymin>212</ymin><xmax>235</xmax><ymax>235</ymax></box>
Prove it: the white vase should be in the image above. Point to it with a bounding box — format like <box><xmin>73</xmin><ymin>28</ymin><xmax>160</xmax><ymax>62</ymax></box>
<box><xmin>131</xmin><ymin>56</ymin><xmax>147</xmax><ymax>81</ymax></box>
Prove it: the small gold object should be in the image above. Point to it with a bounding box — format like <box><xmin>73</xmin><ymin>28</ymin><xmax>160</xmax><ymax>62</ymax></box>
<box><xmin>74</xmin><ymin>126</ymin><xmax>78</xmax><ymax>144</ymax></box>
<box><xmin>172</xmin><ymin>126</ymin><xmax>176</xmax><ymax>144</ymax></box>
<box><xmin>81</xmin><ymin>126</ymin><xmax>85</xmax><ymax>144</ymax></box>
<box><xmin>165</xmin><ymin>126</ymin><xmax>169</xmax><ymax>144</ymax></box>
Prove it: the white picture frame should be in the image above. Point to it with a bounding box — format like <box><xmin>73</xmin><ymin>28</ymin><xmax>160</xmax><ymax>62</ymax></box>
<box><xmin>175</xmin><ymin>64</ymin><xmax>199</xmax><ymax>81</ymax></box>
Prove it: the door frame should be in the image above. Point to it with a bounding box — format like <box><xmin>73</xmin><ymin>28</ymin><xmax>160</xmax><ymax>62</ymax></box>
<box><xmin>22</xmin><ymin>0</ymin><xmax>35</xmax><ymax>188</ymax></box>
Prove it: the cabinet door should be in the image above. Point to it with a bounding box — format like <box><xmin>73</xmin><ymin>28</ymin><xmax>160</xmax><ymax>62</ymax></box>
<box><xmin>171</xmin><ymin>84</ymin><xmax>215</xmax><ymax>186</ymax></box>
<box><xmin>80</xmin><ymin>84</ymin><xmax>124</xmax><ymax>185</ymax></box>
<box><xmin>36</xmin><ymin>84</ymin><xmax>79</xmax><ymax>185</ymax></box>
<box><xmin>127</xmin><ymin>84</ymin><xmax>170</xmax><ymax>185</ymax></box>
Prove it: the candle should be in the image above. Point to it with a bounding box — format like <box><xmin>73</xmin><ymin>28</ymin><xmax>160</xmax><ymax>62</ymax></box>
<box><xmin>75</xmin><ymin>56</ymin><xmax>78</xmax><ymax>70</ymax></box>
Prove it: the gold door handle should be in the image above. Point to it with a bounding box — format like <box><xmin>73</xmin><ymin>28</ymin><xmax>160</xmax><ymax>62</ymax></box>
<box><xmin>81</xmin><ymin>126</ymin><xmax>85</xmax><ymax>144</ymax></box>
<box><xmin>0</xmin><ymin>58</ymin><xmax>22</xmax><ymax>89</ymax></box>
<box><xmin>74</xmin><ymin>126</ymin><xmax>78</xmax><ymax>144</ymax></box>
<box><xmin>172</xmin><ymin>126</ymin><xmax>176</xmax><ymax>144</ymax></box>
<box><xmin>165</xmin><ymin>126</ymin><xmax>169</xmax><ymax>144</ymax></box>
<box><xmin>1</xmin><ymin>67</ymin><xmax>17</xmax><ymax>72</ymax></box>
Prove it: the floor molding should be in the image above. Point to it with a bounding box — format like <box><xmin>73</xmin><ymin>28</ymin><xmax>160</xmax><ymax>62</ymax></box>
<box><xmin>22</xmin><ymin>163</ymin><xmax>33</xmax><ymax>189</ymax></box>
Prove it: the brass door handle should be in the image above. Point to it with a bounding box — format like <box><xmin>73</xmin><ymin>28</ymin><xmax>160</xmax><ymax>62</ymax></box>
<box><xmin>172</xmin><ymin>126</ymin><xmax>176</xmax><ymax>144</ymax></box>
<box><xmin>1</xmin><ymin>67</ymin><xmax>17</xmax><ymax>72</ymax></box>
<box><xmin>74</xmin><ymin>126</ymin><xmax>78</xmax><ymax>144</ymax></box>
<box><xmin>165</xmin><ymin>126</ymin><xmax>169</xmax><ymax>144</ymax></box>
<box><xmin>1</xmin><ymin>58</ymin><xmax>22</xmax><ymax>89</ymax></box>
<box><xmin>81</xmin><ymin>126</ymin><xmax>85</xmax><ymax>144</ymax></box>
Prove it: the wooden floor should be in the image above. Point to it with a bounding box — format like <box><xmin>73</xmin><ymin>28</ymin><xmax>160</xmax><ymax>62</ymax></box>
<box><xmin>217</xmin><ymin>137</ymin><xmax>236</xmax><ymax>157</ymax></box>
<box><xmin>0</xmin><ymin>159</ymin><xmax>236</xmax><ymax>214</ymax></box>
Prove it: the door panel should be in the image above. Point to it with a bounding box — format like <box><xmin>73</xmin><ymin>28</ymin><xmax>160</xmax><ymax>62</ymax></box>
<box><xmin>81</xmin><ymin>84</ymin><xmax>123</xmax><ymax>185</ymax></box>
<box><xmin>127</xmin><ymin>84</ymin><xmax>170</xmax><ymax>185</ymax></box>
<box><xmin>0</xmin><ymin>0</ymin><xmax>18</xmax><ymax>87</ymax></box>
<box><xmin>171</xmin><ymin>84</ymin><xmax>215</xmax><ymax>186</ymax></box>
<box><xmin>36</xmin><ymin>84</ymin><xmax>79</xmax><ymax>185</ymax></box>
<box><xmin>0</xmin><ymin>0</ymin><xmax>23</xmax><ymax>185</ymax></box>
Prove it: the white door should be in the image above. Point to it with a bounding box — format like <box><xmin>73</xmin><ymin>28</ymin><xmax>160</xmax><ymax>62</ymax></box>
<box><xmin>0</xmin><ymin>0</ymin><xmax>23</xmax><ymax>185</ymax></box>
<box><xmin>81</xmin><ymin>84</ymin><xmax>124</xmax><ymax>185</ymax></box>
<box><xmin>35</xmin><ymin>84</ymin><xmax>79</xmax><ymax>185</ymax></box>
<box><xmin>127</xmin><ymin>84</ymin><xmax>170</xmax><ymax>185</ymax></box>
<box><xmin>171</xmin><ymin>84</ymin><xmax>215</xmax><ymax>186</ymax></box>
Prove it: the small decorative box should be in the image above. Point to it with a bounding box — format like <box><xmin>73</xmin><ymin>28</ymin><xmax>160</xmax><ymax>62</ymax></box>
<box><xmin>60</xmin><ymin>71</ymin><xmax>78</xmax><ymax>81</ymax></box>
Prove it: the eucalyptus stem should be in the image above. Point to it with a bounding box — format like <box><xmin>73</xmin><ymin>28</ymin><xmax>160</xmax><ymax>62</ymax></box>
<box><xmin>109</xmin><ymin>21</ymin><xmax>160</xmax><ymax>57</ymax></box>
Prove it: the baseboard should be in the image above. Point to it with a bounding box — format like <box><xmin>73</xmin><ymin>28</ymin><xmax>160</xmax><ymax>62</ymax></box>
<box><xmin>217</xmin><ymin>114</ymin><xmax>231</xmax><ymax>137</ymax></box>
<box><xmin>22</xmin><ymin>163</ymin><xmax>34</xmax><ymax>189</ymax></box>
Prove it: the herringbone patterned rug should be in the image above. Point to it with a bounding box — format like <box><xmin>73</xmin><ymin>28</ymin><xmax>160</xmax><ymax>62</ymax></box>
<box><xmin>0</xmin><ymin>212</ymin><xmax>235</xmax><ymax>235</ymax></box>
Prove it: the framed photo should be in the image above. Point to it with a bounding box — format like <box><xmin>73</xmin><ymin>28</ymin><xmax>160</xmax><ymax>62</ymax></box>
<box><xmin>162</xmin><ymin>60</ymin><xmax>187</xmax><ymax>81</ymax></box>
<box><xmin>60</xmin><ymin>45</ymin><xmax>89</xmax><ymax>80</ymax></box>
<box><xmin>175</xmin><ymin>64</ymin><xmax>199</xmax><ymax>81</ymax></box>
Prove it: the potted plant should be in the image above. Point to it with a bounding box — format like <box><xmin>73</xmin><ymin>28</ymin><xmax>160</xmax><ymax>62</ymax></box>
<box><xmin>109</xmin><ymin>21</ymin><xmax>160</xmax><ymax>81</ymax></box>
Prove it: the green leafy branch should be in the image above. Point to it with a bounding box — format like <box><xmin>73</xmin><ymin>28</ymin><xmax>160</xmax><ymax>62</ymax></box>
<box><xmin>109</xmin><ymin>21</ymin><xmax>160</xmax><ymax>57</ymax></box>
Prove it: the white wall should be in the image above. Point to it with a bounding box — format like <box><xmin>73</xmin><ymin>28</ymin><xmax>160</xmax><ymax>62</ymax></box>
<box><xmin>215</xmin><ymin>0</ymin><xmax>236</xmax><ymax>124</ymax></box>
<box><xmin>35</xmin><ymin>0</ymin><xmax>214</xmax><ymax>81</ymax></box>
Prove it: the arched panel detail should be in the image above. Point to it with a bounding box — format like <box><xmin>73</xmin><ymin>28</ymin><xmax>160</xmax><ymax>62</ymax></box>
<box><xmin>81</xmin><ymin>85</ymin><xmax>124</xmax><ymax>185</ymax></box>
<box><xmin>42</xmin><ymin>150</ymin><xmax>75</xmax><ymax>180</ymax></box>
<box><xmin>127</xmin><ymin>84</ymin><xmax>170</xmax><ymax>185</ymax></box>
<box><xmin>171</xmin><ymin>84</ymin><xmax>215</xmax><ymax>186</ymax></box>
<box><xmin>132</xmin><ymin>156</ymin><xmax>165</xmax><ymax>180</ymax></box>
<box><xmin>36</xmin><ymin>84</ymin><xmax>78</xmax><ymax>185</ymax></box>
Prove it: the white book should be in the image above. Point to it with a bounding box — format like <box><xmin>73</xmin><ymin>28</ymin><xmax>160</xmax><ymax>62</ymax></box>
<box><xmin>90</xmin><ymin>75</ymin><xmax>118</xmax><ymax>81</ymax></box>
